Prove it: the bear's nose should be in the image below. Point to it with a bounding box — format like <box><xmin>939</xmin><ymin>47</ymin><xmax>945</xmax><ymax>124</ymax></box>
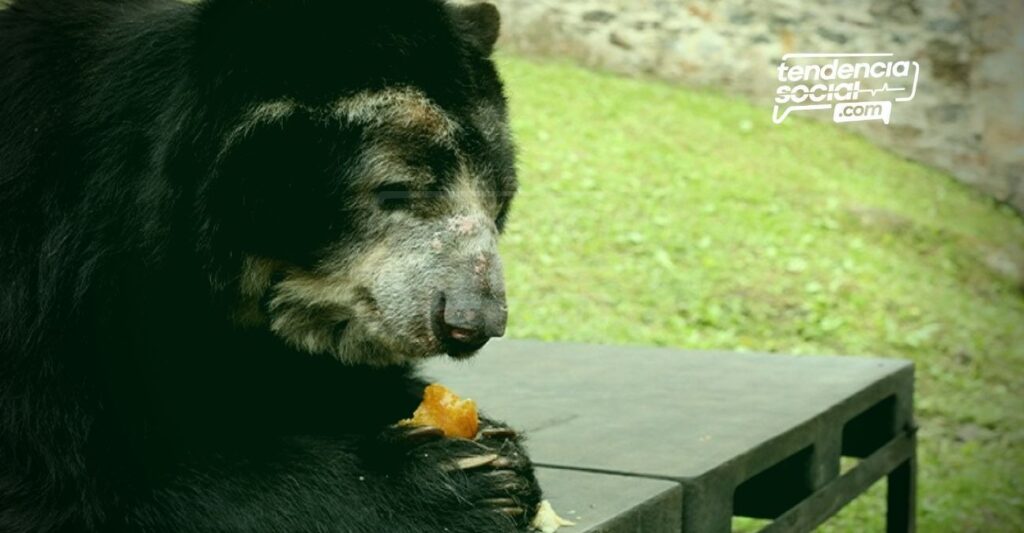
<box><xmin>443</xmin><ymin>292</ymin><xmax>507</xmax><ymax>339</ymax></box>
<box><xmin>433</xmin><ymin>290</ymin><xmax>507</xmax><ymax>357</ymax></box>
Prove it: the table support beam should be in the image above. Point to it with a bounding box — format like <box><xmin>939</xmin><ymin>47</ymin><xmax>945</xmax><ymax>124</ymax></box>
<box><xmin>757</xmin><ymin>432</ymin><xmax>916</xmax><ymax>533</ymax></box>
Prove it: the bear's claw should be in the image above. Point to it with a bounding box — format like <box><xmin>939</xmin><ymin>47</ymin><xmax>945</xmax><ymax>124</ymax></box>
<box><xmin>450</xmin><ymin>453</ymin><xmax>499</xmax><ymax>471</ymax></box>
<box><xmin>477</xmin><ymin>427</ymin><xmax>517</xmax><ymax>441</ymax></box>
<box><xmin>402</xmin><ymin>425</ymin><xmax>445</xmax><ymax>443</ymax></box>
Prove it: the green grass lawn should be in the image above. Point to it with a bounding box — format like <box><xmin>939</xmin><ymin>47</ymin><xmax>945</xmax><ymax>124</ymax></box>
<box><xmin>495</xmin><ymin>55</ymin><xmax>1024</xmax><ymax>532</ymax></box>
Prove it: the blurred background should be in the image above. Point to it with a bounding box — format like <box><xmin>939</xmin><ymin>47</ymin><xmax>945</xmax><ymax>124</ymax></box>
<box><xmin>482</xmin><ymin>0</ymin><xmax>1023</xmax><ymax>531</ymax></box>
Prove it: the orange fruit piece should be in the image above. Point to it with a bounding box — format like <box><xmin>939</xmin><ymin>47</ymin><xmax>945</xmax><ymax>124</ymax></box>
<box><xmin>400</xmin><ymin>384</ymin><xmax>479</xmax><ymax>439</ymax></box>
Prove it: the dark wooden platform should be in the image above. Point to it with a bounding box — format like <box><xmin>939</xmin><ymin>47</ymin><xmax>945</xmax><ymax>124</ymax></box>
<box><xmin>424</xmin><ymin>339</ymin><xmax>916</xmax><ymax>532</ymax></box>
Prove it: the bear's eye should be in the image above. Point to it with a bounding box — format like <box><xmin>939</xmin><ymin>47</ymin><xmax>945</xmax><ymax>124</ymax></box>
<box><xmin>374</xmin><ymin>183</ymin><xmax>414</xmax><ymax>211</ymax></box>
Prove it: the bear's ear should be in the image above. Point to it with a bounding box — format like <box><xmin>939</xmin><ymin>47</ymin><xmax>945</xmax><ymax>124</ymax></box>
<box><xmin>449</xmin><ymin>2</ymin><xmax>501</xmax><ymax>56</ymax></box>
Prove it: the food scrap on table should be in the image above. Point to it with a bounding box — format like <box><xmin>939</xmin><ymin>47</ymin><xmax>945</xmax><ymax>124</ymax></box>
<box><xmin>531</xmin><ymin>500</ymin><xmax>576</xmax><ymax>533</ymax></box>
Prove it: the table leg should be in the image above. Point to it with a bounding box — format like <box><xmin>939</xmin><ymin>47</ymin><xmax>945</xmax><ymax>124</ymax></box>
<box><xmin>886</xmin><ymin>452</ymin><xmax>916</xmax><ymax>533</ymax></box>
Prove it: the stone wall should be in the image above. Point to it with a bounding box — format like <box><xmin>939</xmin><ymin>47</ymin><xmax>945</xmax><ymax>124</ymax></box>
<box><xmin>489</xmin><ymin>0</ymin><xmax>1024</xmax><ymax>212</ymax></box>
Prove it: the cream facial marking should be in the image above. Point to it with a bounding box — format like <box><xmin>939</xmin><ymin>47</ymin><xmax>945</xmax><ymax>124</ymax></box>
<box><xmin>233</xmin><ymin>256</ymin><xmax>289</xmax><ymax>327</ymax></box>
<box><xmin>219</xmin><ymin>99</ymin><xmax>298</xmax><ymax>160</ymax></box>
<box><xmin>450</xmin><ymin>214</ymin><xmax>480</xmax><ymax>236</ymax></box>
<box><xmin>332</xmin><ymin>88</ymin><xmax>458</xmax><ymax>143</ymax></box>
<box><xmin>446</xmin><ymin>166</ymin><xmax>494</xmax><ymax>217</ymax></box>
<box><xmin>350</xmin><ymin>143</ymin><xmax>433</xmax><ymax>192</ymax></box>
<box><xmin>248</xmin><ymin>100</ymin><xmax>297</xmax><ymax>123</ymax></box>
<box><xmin>220</xmin><ymin>88</ymin><xmax>458</xmax><ymax>167</ymax></box>
<box><xmin>471</xmin><ymin>102</ymin><xmax>508</xmax><ymax>143</ymax></box>
<box><xmin>474</xmin><ymin>253</ymin><xmax>489</xmax><ymax>275</ymax></box>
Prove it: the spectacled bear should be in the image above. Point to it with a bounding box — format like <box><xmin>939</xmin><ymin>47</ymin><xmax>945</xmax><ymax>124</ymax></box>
<box><xmin>0</xmin><ymin>0</ymin><xmax>541</xmax><ymax>531</ymax></box>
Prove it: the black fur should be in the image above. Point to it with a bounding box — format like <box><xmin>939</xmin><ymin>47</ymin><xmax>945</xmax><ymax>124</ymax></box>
<box><xmin>0</xmin><ymin>0</ymin><xmax>537</xmax><ymax>531</ymax></box>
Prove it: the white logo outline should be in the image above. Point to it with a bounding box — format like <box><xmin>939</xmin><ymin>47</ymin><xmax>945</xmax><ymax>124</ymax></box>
<box><xmin>772</xmin><ymin>53</ymin><xmax>920</xmax><ymax>125</ymax></box>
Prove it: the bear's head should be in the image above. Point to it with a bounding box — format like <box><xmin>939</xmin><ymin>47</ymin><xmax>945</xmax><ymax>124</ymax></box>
<box><xmin>195</xmin><ymin>1</ymin><xmax>514</xmax><ymax>366</ymax></box>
